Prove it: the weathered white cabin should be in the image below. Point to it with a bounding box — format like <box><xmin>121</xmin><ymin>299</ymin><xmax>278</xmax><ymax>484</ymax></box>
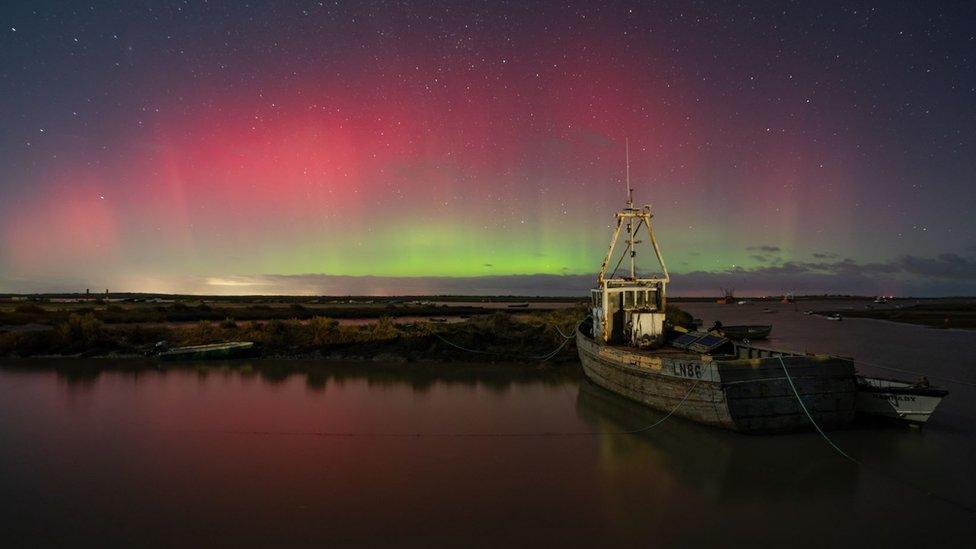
<box><xmin>590</xmin><ymin>195</ymin><xmax>670</xmax><ymax>350</ymax></box>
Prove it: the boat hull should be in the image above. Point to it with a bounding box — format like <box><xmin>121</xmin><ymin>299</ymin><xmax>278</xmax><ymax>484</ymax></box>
<box><xmin>158</xmin><ymin>341</ymin><xmax>256</xmax><ymax>361</ymax></box>
<box><xmin>576</xmin><ymin>324</ymin><xmax>856</xmax><ymax>433</ymax></box>
<box><xmin>855</xmin><ymin>377</ymin><xmax>948</xmax><ymax>424</ymax></box>
<box><xmin>721</xmin><ymin>325</ymin><xmax>772</xmax><ymax>341</ymax></box>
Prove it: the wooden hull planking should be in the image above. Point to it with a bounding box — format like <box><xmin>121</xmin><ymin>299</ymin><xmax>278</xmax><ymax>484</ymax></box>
<box><xmin>576</xmin><ymin>326</ymin><xmax>856</xmax><ymax>433</ymax></box>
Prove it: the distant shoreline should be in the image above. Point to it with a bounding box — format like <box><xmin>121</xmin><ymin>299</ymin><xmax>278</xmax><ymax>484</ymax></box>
<box><xmin>0</xmin><ymin>305</ymin><xmax>598</xmax><ymax>364</ymax></box>
<box><xmin>817</xmin><ymin>302</ymin><xmax>976</xmax><ymax>330</ymax></box>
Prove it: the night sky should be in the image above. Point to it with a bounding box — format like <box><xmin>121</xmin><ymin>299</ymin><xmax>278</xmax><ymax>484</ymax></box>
<box><xmin>2</xmin><ymin>1</ymin><xmax>975</xmax><ymax>296</ymax></box>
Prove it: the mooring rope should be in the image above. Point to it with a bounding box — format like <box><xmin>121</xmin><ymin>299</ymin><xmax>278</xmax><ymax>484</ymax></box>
<box><xmin>553</xmin><ymin>325</ymin><xmax>576</xmax><ymax>340</ymax></box>
<box><xmin>777</xmin><ymin>356</ymin><xmax>858</xmax><ymax>463</ymax></box>
<box><xmin>433</xmin><ymin>324</ymin><xmax>576</xmax><ymax>362</ymax></box>
<box><xmin>777</xmin><ymin>356</ymin><xmax>974</xmax><ymax>514</ymax></box>
<box><xmin>624</xmin><ymin>378</ymin><xmax>701</xmax><ymax>433</ymax></box>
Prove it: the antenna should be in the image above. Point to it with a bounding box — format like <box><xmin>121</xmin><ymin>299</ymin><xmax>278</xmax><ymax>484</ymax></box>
<box><xmin>625</xmin><ymin>138</ymin><xmax>635</xmax><ymax>278</ymax></box>
<box><xmin>625</xmin><ymin>138</ymin><xmax>632</xmax><ymax>207</ymax></box>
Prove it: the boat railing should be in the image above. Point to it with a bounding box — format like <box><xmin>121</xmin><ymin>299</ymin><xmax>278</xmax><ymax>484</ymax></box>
<box><xmin>732</xmin><ymin>343</ymin><xmax>802</xmax><ymax>359</ymax></box>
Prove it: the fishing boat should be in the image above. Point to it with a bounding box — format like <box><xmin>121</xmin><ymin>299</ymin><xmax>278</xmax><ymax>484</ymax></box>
<box><xmin>158</xmin><ymin>341</ymin><xmax>255</xmax><ymax>361</ymax></box>
<box><xmin>575</xmin><ymin>150</ymin><xmax>858</xmax><ymax>433</ymax></box>
<box><xmin>855</xmin><ymin>376</ymin><xmax>948</xmax><ymax>424</ymax></box>
<box><xmin>716</xmin><ymin>288</ymin><xmax>735</xmax><ymax>304</ymax></box>
<box><xmin>719</xmin><ymin>324</ymin><xmax>772</xmax><ymax>341</ymax></box>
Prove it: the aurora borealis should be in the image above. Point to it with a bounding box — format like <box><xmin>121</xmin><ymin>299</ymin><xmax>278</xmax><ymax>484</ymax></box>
<box><xmin>2</xmin><ymin>1</ymin><xmax>975</xmax><ymax>296</ymax></box>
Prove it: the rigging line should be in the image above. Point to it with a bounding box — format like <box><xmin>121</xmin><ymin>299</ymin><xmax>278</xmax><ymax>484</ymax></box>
<box><xmin>609</xmin><ymin>242</ymin><xmax>628</xmax><ymax>280</ymax></box>
<box><xmin>608</xmin><ymin>219</ymin><xmax>646</xmax><ymax>280</ymax></box>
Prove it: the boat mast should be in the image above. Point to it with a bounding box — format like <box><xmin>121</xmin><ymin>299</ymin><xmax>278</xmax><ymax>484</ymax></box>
<box><xmin>626</xmin><ymin>138</ymin><xmax>635</xmax><ymax>279</ymax></box>
<box><xmin>596</xmin><ymin>140</ymin><xmax>669</xmax><ymax>287</ymax></box>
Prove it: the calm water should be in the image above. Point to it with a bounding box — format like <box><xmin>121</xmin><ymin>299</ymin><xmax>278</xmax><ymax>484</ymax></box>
<box><xmin>2</xmin><ymin>302</ymin><xmax>975</xmax><ymax>547</ymax></box>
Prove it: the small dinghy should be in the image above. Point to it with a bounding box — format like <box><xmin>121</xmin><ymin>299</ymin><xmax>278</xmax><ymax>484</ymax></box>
<box><xmin>856</xmin><ymin>376</ymin><xmax>948</xmax><ymax>425</ymax></box>
<box><xmin>158</xmin><ymin>341</ymin><xmax>255</xmax><ymax>361</ymax></box>
<box><xmin>826</xmin><ymin>313</ymin><xmax>843</xmax><ymax>321</ymax></box>
<box><xmin>720</xmin><ymin>325</ymin><xmax>772</xmax><ymax>341</ymax></box>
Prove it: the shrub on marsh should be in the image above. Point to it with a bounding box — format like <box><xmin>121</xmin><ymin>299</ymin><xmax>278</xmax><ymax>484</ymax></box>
<box><xmin>58</xmin><ymin>313</ymin><xmax>104</xmax><ymax>342</ymax></box>
<box><xmin>14</xmin><ymin>303</ymin><xmax>46</xmax><ymax>315</ymax></box>
<box><xmin>370</xmin><ymin>317</ymin><xmax>398</xmax><ymax>340</ymax></box>
<box><xmin>308</xmin><ymin>316</ymin><xmax>339</xmax><ymax>346</ymax></box>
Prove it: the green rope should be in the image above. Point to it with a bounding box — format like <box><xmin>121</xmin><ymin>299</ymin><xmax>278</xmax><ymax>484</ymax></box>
<box><xmin>434</xmin><ymin>332</ymin><xmax>573</xmax><ymax>362</ymax></box>
<box><xmin>553</xmin><ymin>325</ymin><xmax>576</xmax><ymax>340</ymax></box>
<box><xmin>626</xmin><ymin>379</ymin><xmax>701</xmax><ymax>433</ymax></box>
<box><xmin>777</xmin><ymin>356</ymin><xmax>858</xmax><ymax>463</ymax></box>
<box><xmin>434</xmin><ymin>333</ymin><xmax>493</xmax><ymax>355</ymax></box>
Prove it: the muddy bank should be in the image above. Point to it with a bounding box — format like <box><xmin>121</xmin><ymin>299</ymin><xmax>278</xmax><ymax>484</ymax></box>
<box><xmin>818</xmin><ymin>302</ymin><xmax>976</xmax><ymax>330</ymax></box>
<box><xmin>0</xmin><ymin>309</ymin><xmax>588</xmax><ymax>365</ymax></box>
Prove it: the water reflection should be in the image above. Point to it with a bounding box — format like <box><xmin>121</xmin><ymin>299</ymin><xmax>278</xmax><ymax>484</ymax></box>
<box><xmin>574</xmin><ymin>379</ymin><xmax>859</xmax><ymax>505</ymax></box>
<box><xmin>1</xmin><ymin>358</ymin><xmax>973</xmax><ymax>546</ymax></box>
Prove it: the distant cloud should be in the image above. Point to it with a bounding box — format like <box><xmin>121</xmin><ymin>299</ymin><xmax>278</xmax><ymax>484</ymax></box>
<box><xmin>812</xmin><ymin>252</ymin><xmax>839</xmax><ymax>259</ymax></box>
<box><xmin>898</xmin><ymin>253</ymin><xmax>976</xmax><ymax>280</ymax></box>
<box><xmin>746</xmin><ymin>245</ymin><xmax>781</xmax><ymax>253</ymax></box>
<box><xmin>750</xmin><ymin>255</ymin><xmax>768</xmax><ymax>263</ymax></box>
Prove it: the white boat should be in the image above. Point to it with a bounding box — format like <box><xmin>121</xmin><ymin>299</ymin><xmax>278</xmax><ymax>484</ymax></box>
<box><xmin>855</xmin><ymin>376</ymin><xmax>948</xmax><ymax>424</ymax></box>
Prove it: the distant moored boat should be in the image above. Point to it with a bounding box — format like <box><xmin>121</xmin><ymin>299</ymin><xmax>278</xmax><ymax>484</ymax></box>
<box><xmin>158</xmin><ymin>341</ymin><xmax>255</xmax><ymax>361</ymax></box>
<box><xmin>719</xmin><ymin>325</ymin><xmax>772</xmax><ymax>341</ymax></box>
